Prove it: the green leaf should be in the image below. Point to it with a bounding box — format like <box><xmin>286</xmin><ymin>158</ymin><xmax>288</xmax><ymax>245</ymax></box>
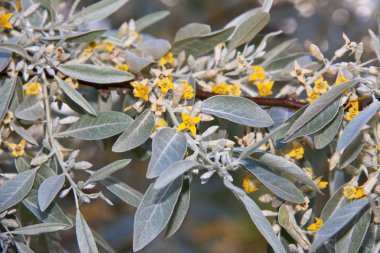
<box><xmin>124</xmin><ymin>51</ymin><xmax>154</xmax><ymax>73</ymax></box>
<box><xmin>311</xmin><ymin>198</ymin><xmax>369</xmax><ymax>251</ymax></box>
<box><xmin>100</xmin><ymin>177</ymin><xmax>142</xmax><ymax>207</ymax></box>
<box><xmin>164</xmin><ymin>177</ymin><xmax>190</xmax><ymax>239</ymax></box>
<box><xmin>133</xmin><ymin>177</ymin><xmax>183</xmax><ymax>251</ymax></box>
<box><xmin>172</xmin><ymin>27</ymin><xmax>234</xmax><ymax>57</ymax></box>
<box><xmin>286</xmin><ymin>80</ymin><xmax>357</xmax><ymax>137</ymax></box>
<box><xmin>22</xmin><ymin>190</ymin><xmax>72</xmax><ymax>225</ymax></box>
<box><xmin>15</xmin><ymin>95</ymin><xmax>44</xmax><ymax>121</ymax></box>
<box><xmin>76</xmin><ymin>210</ymin><xmax>99</xmax><ymax>253</ymax></box>
<box><xmin>241</xmin><ymin>159</ymin><xmax>304</xmax><ymax>203</ymax></box>
<box><xmin>0</xmin><ymin>44</ymin><xmax>33</xmax><ymax>61</ymax></box>
<box><xmin>339</xmin><ymin>136</ymin><xmax>363</xmax><ymax>169</ymax></box>
<box><xmin>136</xmin><ymin>39</ymin><xmax>171</xmax><ymax>59</ymax></box>
<box><xmin>11</xmin><ymin>222</ymin><xmax>69</xmax><ymax>235</ymax></box>
<box><xmin>136</xmin><ymin>10</ymin><xmax>170</xmax><ymax>32</ymax></box>
<box><xmin>321</xmin><ymin>186</ymin><xmax>348</xmax><ymax>221</ymax></box>
<box><xmin>10</xmin><ymin>121</ymin><xmax>38</xmax><ymax>146</ymax></box>
<box><xmin>261</xmin><ymin>39</ymin><xmax>297</xmax><ymax>67</ymax></box>
<box><xmin>174</xmin><ymin>23</ymin><xmax>211</xmax><ymax>42</ymax></box>
<box><xmin>360</xmin><ymin>224</ymin><xmax>378</xmax><ymax>253</ymax></box>
<box><xmin>0</xmin><ymin>49</ymin><xmax>12</xmax><ymax>72</ymax></box>
<box><xmin>55</xmin><ymin>76</ymin><xmax>96</xmax><ymax>116</ymax></box>
<box><xmin>15</xmin><ymin>242</ymin><xmax>35</xmax><ymax>253</ymax></box>
<box><xmin>42</xmin><ymin>29</ymin><xmax>106</xmax><ymax>43</ymax></box>
<box><xmin>337</xmin><ymin>102</ymin><xmax>380</xmax><ymax>152</ymax></box>
<box><xmin>58</xmin><ymin>111</ymin><xmax>133</xmax><ymax>140</ymax></box>
<box><xmin>227</xmin><ymin>12</ymin><xmax>269</xmax><ymax>51</ymax></box>
<box><xmin>38</xmin><ymin>174</ymin><xmax>65</xmax><ymax>212</ymax></box>
<box><xmin>251</xmin><ymin>152</ymin><xmax>320</xmax><ymax>193</ymax></box>
<box><xmin>58</xmin><ymin>64</ymin><xmax>134</xmax><ymax>84</ymax></box>
<box><xmin>147</xmin><ymin>128</ymin><xmax>187</xmax><ymax>179</ymax></box>
<box><xmin>201</xmin><ymin>95</ymin><xmax>273</xmax><ymax>127</ymax></box>
<box><xmin>88</xmin><ymin>159</ymin><xmax>131</xmax><ymax>183</ymax></box>
<box><xmin>70</xmin><ymin>0</ymin><xmax>129</xmax><ymax>24</ymax></box>
<box><xmin>0</xmin><ymin>169</ymin><xmax>36</xmax><ymax>213</ymax></box>
<box><xmin>369</xmin><ymin>30</ymin><xmax>380</xmax><ymax>64</ymax></box>
<box><xmin>154</xmin><ymin>160</ymin><xmax>200</xmax><ymax>189</ymax></box>
<box><xmin>112</xmin><ymin>109</ymin><xmax>155</xmax><ymax>152</ymax></box>
<box><xmin>0</xmin><ymin>77</ymin><xmax>16</xmax><ymax>122</ymax></box>
<box><xmin>224</xmin><ymin>179</ymin><xmax>286</xmax><ymax>253</ymax></box>
<box><xmin>285</xmin><ymin>99</ymin><xmax>340</xmax><ymax>141</ymax></box>
<box><xmin>15</xmin><ymin>156</ymin><xmax>32</xmax><ymax>173</ymax></box>
<box><xmin>314</xmin><ymin>108</ymin><xmax>344</xmax><ymax>149</ymax></box>
<box><xmin>335</xmin><ymin>209</ymin><xmax>371</xmax><ymax>253</ymax></box>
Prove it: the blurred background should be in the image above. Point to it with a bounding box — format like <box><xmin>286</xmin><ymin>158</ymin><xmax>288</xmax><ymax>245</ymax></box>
<box><xmin>54</xmin><ymin>0</ymin><xmax>380</xmax><ymax>252</ymax></box>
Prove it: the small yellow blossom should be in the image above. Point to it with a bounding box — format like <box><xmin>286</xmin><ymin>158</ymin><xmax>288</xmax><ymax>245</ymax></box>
<box><xmin>181</xmin><ymin>81</ymin><xmax>194</xmax><ymax>99</ymax></box>
<box><xmin>249</xmin><ymin>66</ymin><xmax>266</xmax><ymax>82</ymax></box>
<box><xmin>288</xmin><ymin>141</ymin><xmax>304</xmax><ymax>160</ymax></box>
<box><xmin>306</xmin><ymin>89</ymin><xmax>321</xmax><ymax>103</ymax></box>
<box><xmin>95</xmin><ymin>41</ymin><xmax>115</xmax><ymax>52</ymax></box>
<box><xmin>177</xmin><ymin>113</ymin><xmax>201</xmax><ymax>136</ymax></box>
<box><xmin>8</xmin><ymin>139</ymin><xmax>26</xmax><ymax>158</ymax></box>
<box><xmin>228</xmin><ymin>84</ymin><xmax>241</xmax><ymax>96</ymax></box>
<box><xmin>243</xmin><ymin>174</ymin><xmax>258</xmax><ymax>193</ymax></box>
<box><xmin>157</xmin><ymin>78</ymin><xmax>174</xmax><ymax>94</ymax></box>
<box><xmin>343</xmin><ymin>185</ymin><xmax>366</xmax><ymax>200</ymax></box>
<box><xmin>355</xmin><ymin>187</ymin><xmax>365</xmax><ymax>199</ymax></box>
<box><xmin>24</xmin><ymin>82</ymin><xmax>41</xmax><ymax>96</ymax></box>
<box><xmin>290</xmin><ymin>60</ymin><xmax>312</xmax><ymax>84</ymax></box>
<box><xmin>376</xmin><ymin>144</ymin><xmax>380</xmax><ymax>151</ymax></box>
<box><xmin>131</xmin><ymin>79</ymin><xmax>150</xmax><ymax>101</ymax></box>
<box><xmin>335</xmin><ymin>75</ymin><xmax>349</xmax><ymax>85</ymax></box>
<box><xmin>212</xmin><ymin>83</ymin><xmax>230</xmax><ymax>95</ymax></box>
<box><xmin>0</xmin><ymin>13</ymin><xmax>13</xmax><ymax>29</ymax></box>
<box><xmin>158</xmin><ymin>52</ymin><xmax>174</xmax><ymax>67</ymax></box>
<box><xmin>315</xmin><ymin>177</ymin><xmax>328</xmax><ymax>189</ymax></box>
<box><xmin>314</xmin><ymin>76</ymin><xmax>329</xmax><ymax>94</ymax></box>
<box><xmin>307</xmin><ymin>217</ymin><xmax>324</xmax><ymax>232</ymax></box>
<box><xmin>16</xmin><ymin>0</ymin><xmax>22</xmax><ymax>12</ymax></box>
<box><xmin>116</xmin><ymin>64</ymin><xmax>129</xmax><ymax>72</ymax></box>
<box><xmin>345</xmin><ymin>107</ymin><xmax>360</xmax><ymax>121</ymax></box>
<box><xmin>255</xmin><ymin>80</ymin><xmax>274</xmax><ymax>97</ymax></box>
<box><xmin>3</xmin><ymin>111</ymin><xmax>13</xmax><ymax>125</ymax></box>
<box><xmin>154</xmin><ymin>117</ymin><xmax>168</xmax><ymax>131</ymax></box>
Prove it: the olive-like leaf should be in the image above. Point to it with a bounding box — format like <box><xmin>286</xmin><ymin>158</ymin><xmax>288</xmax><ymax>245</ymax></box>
<box><xmin>42</xmin><ymin>29</ymin><xmax>106</xmax><ymax>43</ymax></box>
<box><xmin>241</xmin><ymin>159</ymin><xmax>304</xmax><ymax>203</ymax></box>
<box><xmin>100</xmin><ymin>177</ymin><xmax>143</xmax><ymax>207</ymax></box>
<box><xmin>261</xmin><ymin>39</ymin><xmax>297</xmax><ymax>67</ymax></box>
<box><xmin>38</xmin><ymin>174</ymin><xmax>65</xmax><ymax>212</ymax></box>
<box><xmin>10</xmin><ymin>121</ymin><xmax>38</xmax><ymax>146</ymax></box>
<box><xmin>314</xmin><ymin>108</ymin><xmax>344</xmax><ymax>149</ymax></box>
<box><xmin>15</xmin><ymin>95</ymin><xmax>44</xmax><ymax>121</ymax></box>
<box><xmin>0</xmin><ymin>43</ymin><xmax>33</xmax><ymax>61</ymax></box>
<box><xmin>321</xmin><ymin>186</ymin><xmax>348</xmax><ymax>221</ymax></box>
<box><xmin>0</xmin><ymin>169</ymin><xmax>36</xmax><ymax>213</ymax></box>
<box><xmin>58</xmin><ymin>111</ymin><xmax>133</xmax><ymax>140</ymax></box>
<box><xmin>224</xmin><ymin>179</ymin><xmax>286</xmax><ymax>253</ymax></box>
<box><xmin>311</xmin><ymin>198</ymin><xmax>369</xmax><ymax>251</ymax></box>
<box><xmin>88</xmin><ymin>159</ymin><xmax>131</xmax><ymax>183</ymax></box>
<box><xmin>58</xmin><ymin>64</ymin><xmax>134</xmax><ymax>84</ymax></box>
<box><xmin>0</xmin><ymin>49</ymin><xmax>12</xmax><ymax>72</ymax></box>
<box><xmin>55</xmin><ymin>76</ymin><xmax>97</xmax><ymax>116</ymax></box>
<box><xmin>147</xmin><ymin>128</ymin><xmax>187</xmax><ymax>179</ymax></box>
<box><xmin>0</xmin><ymin>77</ymin><xmax>16</xmax><ymax>122</ymax></box>
<box><xmin>112</xmin><ymin>109</ymin><xmax>155</xmax><ymax>152</ymax></box>
<box><xmin>337</xmin><ymin>101</ymin><xmax>380</xmax><ymax>152</ymax></box>
<box><xmin>76</xmin><ymin>210</ymin><xmax>99</xmax><ymax>253</ymax></box>
<box><xmin>339</xmin><ymin>136</ymin><xmax>363</xmax><ymax>169</ymax></box>
<box><xmin>11</xmin><ymin>222</ymin><xmax>69</xmax><ymax>235</ymax></box>
<box><xmin>174</xmin><ymin>23</ymin><xmax>211</xmax><ymax>42</ymax></box>
<box><xmin>201</xmin><ymin>95</ymin><xmax>273</xmax><ymax>127</ymax></box>
<box><xmin>133</xmin><ymin>177</ymin><xmax>183</xmax><ymax>251</ymax></box>
<box><xmin>135</xmin><ymin>10</ymin><xmax>170</xmax><ymax>32</ymax></box>
<box><xmin>15</xmin><ymin>242</ymin><xmax>35</xmax><ymax>253</ymax></box>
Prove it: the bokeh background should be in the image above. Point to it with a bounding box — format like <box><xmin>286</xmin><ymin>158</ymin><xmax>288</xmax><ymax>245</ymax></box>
<box><xmin>55</xmin><ymin>0</ymin><xmax>380</xmax><ymax>252</ymax></box>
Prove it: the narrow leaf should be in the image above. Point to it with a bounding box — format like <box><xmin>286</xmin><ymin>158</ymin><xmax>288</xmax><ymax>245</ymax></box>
<box><xmin>100</xmin><ymin>177</ymin><xmax>143</xmax><ymax>207</ymax></box>
<box><xmin>174</xmin><ymin>23</ymin><xmax>211</xmax><ymax>42</ymax></box>
<box><xmin>76</xmin><ymin>210</ymin><xmax>99</xmax><ymax>253</ymax></box>
<box><xmin>88</xmin><ymin>159</ymin><xmax>131</xmax><ymax>182</ymax></box>
<box><xmin>314</xmin><ymin>108</ymin><xmax>344</xmax><ymax>149</ymax></box>
<box><xmin>0</xmin><ymin>77</ymin><xmax>16</xmax><ymax>122</ymax></box>
<box><xmin>0</xmin><ymin>44</ymin><xmax>33</xmax><ymax>61</ymax></box>
<box><xmin>11</xmin><ymin>222</ymin><xmax>69</xmax><ymax>235</ymax></box>
<box><xmin>38</xmin><ymin>174</ymin><xmax>65</xmax><ymax>212</ymax></box>
<box><xmin>136</xmin><ymin>11</ymin><xmax>170</xmax><ymax>32</ymax></box>
<box><xmin>15</xmin><ymin>95</ymin><xmax>44</xmax><ymax>121</ymax></box>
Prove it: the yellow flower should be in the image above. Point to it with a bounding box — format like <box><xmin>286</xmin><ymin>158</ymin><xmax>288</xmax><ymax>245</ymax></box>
<box><xmin>158</xmin><ymin>52</ymin><xmax>174</xmax><ymax>67</ymax></box>
<box><xmin>249</xmin><ymin>66</ymin><xmax>266</xmax><ymax>82</ymax></box>
<box><xmin>306</xmin><ymin>89</ymin><xmax>320</xmax><ymax>103</ymax></box>
<box><xmin>255</xmin><ymin>80</ymin><xmax>274</xmax><ymax>97</ymax></box>
<box><xmin>288</xmin><ymin>141</ymin><xmax>304</xmax><ymax>160</ymax></box>
<box><xmin>335</xmin><ymin>75</ymin><xmax>349</xmax><ymax>85</ymax></box>
<box><xmin>0</xmin><ymin>13</ymin><xmax>13</xmax><ymax>29</ymax></box>
<box><xmin>131</xmin><ymin>79</ymin><xmax>149</xmax><ymax>101</ymax></box>
<box><xmin>376</xmin><ymin>144</ymin><xmax>380</xmax><ymax>151</ymax></box>
<box><xmin>243</xmin><ymin>174</ymin><xmax>258</xmax><ymax>193</ymax></box>
<box><xmin>307</xmin><ymin>217</ymin><xmax>324</xmax><ymax>232</ymax></box>
<box><xmin>343</xmin><ymin>185</ymin><xmax>365</xmax><ymax>200</ymax></box>
<box><xmin>116</xmin><ymin>64</ymin><xmax>129</xmax><ymax>72</ymax></box>
<box><xmin>95</xmin><ymin>41</ymin><xmax>114</xmax><ymax>52</ymax></box>
<box><xmin>24</xmin><ymin>82</ymin><xmax>41</xmax><ymax>96</ymax></box>
<box><xmin>345</xmin><ymin>107</ymin><xmax>360</xmax><ymax>121</ymax></box>
<box><xmin>16</xmin><ymin>0</ymin><xmax>22</xmax><ymax>12</ymax></box>
<box><xmin>355</xmin><ymin>187</ymin><xmax>365</xmax><ymax>199</ymax></box>
<box><xmin>212</xmin><ymin>83</ymin><xmax>230</xmax><ymax>95</ymax></box>
<box><xmin>289</xmin><ymin>60</ymin><xmax>312</xmax><ymax>84</ymax></box>
<box><xmin>177</xmin><ymin>113</ymin><xmax>201</xmax><ymax>136</ymax></box>
<box><xmin>315</xmin><ymin>177</ymin><xmax>328</xmax><ymax>189</ymax></box>
<box><xmin>181</xmin><ymin>81</ymin><xmax>194</xmax><ymax>99</ymax></box>
<box><xmin>314</xmin><ymin>76</ymin><xmax>329</xmax><ymax>94</ymax></box>
<box><xmin>8</xmin><ymin>139</ymin><xmax>26</xmax><ymax>158</ymax></box>
<box><xmin>154</xmin><ymin>117</ymin><xmax>168</xmax><ymax>131</ymax></box>
<box><xmin>157</xmin><ymin>78</ymin><xmax>174</xmax><ymax>94</ymax></box>
<box><xmin>3</xmin><ymin>111</ymin><xmax>14</xmax><ymax>125</ymax></box>
<box><xmin>228</xmin><ymin>84</ymin><xmax>241</xmax><ymax>96</ymax></box>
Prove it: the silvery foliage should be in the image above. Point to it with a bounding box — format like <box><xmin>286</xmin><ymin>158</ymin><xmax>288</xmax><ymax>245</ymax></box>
<box><xmin>0</xmin><ymin>0</ymin><xmax>379</xmax><ymax>252</ymax></box>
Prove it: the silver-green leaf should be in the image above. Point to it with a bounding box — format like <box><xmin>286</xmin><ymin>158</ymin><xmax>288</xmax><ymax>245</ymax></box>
<box><xmin>15</xmin><ymin>95</ymin><xmax>44</xmax><ymax>121</ymax></box>
<box><xmin>76</xmin><ymin>210</ymin><xmax>99</xmax><ymax>253</ymax></box>
<box><xmin>0</xmin><ymin>77</ymin><xmax>16</xmax><ymax>122</ymax></box>
<box><xmin>314</xmin><ymin>108</ymin><xmax>344</xmax><ymax>149</ymax></box>
<box><xmin>135</xmin><ymin>10</ymin><xmax>170</xmax><ymax>32</ymax></box>
<box><xmin>38</xmin><ymin>174</ymin><xmax>65</xmax><ymax>212</ymax></box>
<box><xmin>88</xmin><ymin>159</ymin><xmax>131</xmax><ymax>183</ymax></box>
<box><xmin>11</xmin><ymin>222</ymin><xmax>69</xmax><ymax>235</ymax></box>
<box><xmin>174</xmin><ymin>23</ymin><xmax>211</xmax><ymax>42</ymax></box>
<box><xmin>100</xmin><ymin>177</ymin><xmax>143</xmax><ymax>207</ymax></box>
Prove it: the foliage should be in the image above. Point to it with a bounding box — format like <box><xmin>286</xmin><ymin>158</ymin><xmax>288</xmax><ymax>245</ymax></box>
<box><xmin>0</xmin><ymin>0</ymin><xmax>379</xmax><ymax>252</ymax></box>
